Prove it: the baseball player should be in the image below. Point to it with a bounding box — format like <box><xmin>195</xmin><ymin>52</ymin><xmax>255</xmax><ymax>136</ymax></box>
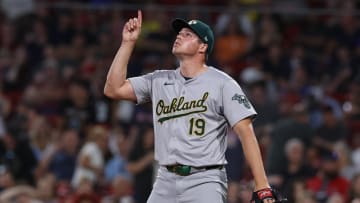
<box><xmin>104</xmin><ymin>10</ymin><xmax>286</xmax><ymax>203</ymax></box>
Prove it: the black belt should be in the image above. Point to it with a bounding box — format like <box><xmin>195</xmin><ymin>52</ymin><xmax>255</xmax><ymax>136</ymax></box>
<box><xmin>165</xmin><ymin>164</ymin><xmax>224</xmax><ymax>176</ymax></box>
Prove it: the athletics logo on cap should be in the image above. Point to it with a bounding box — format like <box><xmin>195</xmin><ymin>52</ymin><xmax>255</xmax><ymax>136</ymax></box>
<box><xmin>189</xmin><ymin>20</ymin><xmax>197</xmax><ymax>25</ymax></box>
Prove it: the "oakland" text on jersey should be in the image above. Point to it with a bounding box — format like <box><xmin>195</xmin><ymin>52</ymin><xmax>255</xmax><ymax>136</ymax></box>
<box><xmin>156</xmin><ymin>92</ymin><xmax>209</xmax><ymax>123</ymax></box>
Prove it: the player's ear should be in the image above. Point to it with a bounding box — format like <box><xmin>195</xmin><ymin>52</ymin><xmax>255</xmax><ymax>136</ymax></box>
<box><xmin>198</xmin><ymin>43</ymin><xmax>208</xmax><ymax>54</ymax></box>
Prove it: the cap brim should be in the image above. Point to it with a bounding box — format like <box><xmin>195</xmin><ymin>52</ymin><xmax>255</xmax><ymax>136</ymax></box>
<box><xmin>172</xmin><ymin>18</ymin><xmax>191</xmax><ymax>34</ymax></box>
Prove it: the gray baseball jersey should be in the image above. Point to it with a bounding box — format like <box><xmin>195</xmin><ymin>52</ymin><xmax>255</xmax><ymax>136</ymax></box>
<box><xmin>128</xmin><ymin>66</ymin><xmax>257</xmax><ymax>167</ymax></box>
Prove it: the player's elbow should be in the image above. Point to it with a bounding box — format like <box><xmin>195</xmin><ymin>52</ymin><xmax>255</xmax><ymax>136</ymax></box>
<box><xmin>103</xmin><ymin>84</ymin><xmax>118</xmax><ymax>99</ymax></box>
<box><xmin>104</xmin><ymin>80</ymin><xmax>137</xmax><ymax>101</ymax></box>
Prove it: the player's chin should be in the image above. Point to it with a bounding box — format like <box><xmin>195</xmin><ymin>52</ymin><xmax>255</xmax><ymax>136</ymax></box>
<box><xmin>172</xmin><ymin>48</ymin><xmax>179</xmax><ymax>55</ymax></box>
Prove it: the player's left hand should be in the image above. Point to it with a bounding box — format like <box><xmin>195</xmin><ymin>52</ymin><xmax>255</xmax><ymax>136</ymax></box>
<box><xmin>251</xmin><ymin>188</ymin><xmax>288</xmax><ymax>203</ymax></box>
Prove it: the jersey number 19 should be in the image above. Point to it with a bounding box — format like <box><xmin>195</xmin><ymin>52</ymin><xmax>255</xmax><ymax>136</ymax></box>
<box><xmin>189</xmin><ymin>118</ymin><xmax>205</xmax><ymax>136</ymax></box>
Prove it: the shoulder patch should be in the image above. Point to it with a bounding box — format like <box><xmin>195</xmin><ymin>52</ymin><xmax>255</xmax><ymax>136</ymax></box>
<box><xmin>232</xmin><ymin>94</ymin><xmax>251</xmax><ymax>109</ymax></box>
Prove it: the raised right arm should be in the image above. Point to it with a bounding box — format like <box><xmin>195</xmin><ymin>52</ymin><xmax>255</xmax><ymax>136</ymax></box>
<box><xmin>104</xmin><ymin>10</ymin><xmax>142</xmax><ymax>101</ymax></box>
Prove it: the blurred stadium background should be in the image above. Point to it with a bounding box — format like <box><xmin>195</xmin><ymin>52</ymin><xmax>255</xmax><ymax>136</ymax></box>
<box><xmin>0</xmin><ymin>0</ymin><xmax>360</xmax><ymax>203</ymax></box>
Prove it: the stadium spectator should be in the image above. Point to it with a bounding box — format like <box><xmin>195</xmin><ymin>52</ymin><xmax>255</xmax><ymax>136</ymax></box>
<box><xmin>306</xmin><ymin>151</ymin><xmax>350</xmax><ymax>203</ymax></box>
<box><xmin>349</xmin><ymin>172</ymin><xmax>360</xmax><ymax>203</ymax></box>
<box><xmin>71</xmin><ymin>125</ymin><xmax>108</xmax><ymax>189</ymax></box>
<box><xmin>101</xmin><ymin>175</ymin><xmax>134</xmax><ymax>203</ymax></box>
<box><xmin>127</xmin><ymin>125</ymin><xmax>155</xmax><ymax>203</ymax></box>
<box><xmin>312</xmin><ymin>104</ymin><xmax>348</xmax><ymax>157</ymax></box>
<box><xmin>0</xmin><ymin>165</ymin><xmax>15</xmax><ymax>192</ymax></box>
<box><xmin>333</xmin><ymin>142</ymin><xmax>358</xmax><ymax>181</ymax></box>
<box><xmin>104</xmin><ymin>127</ymin><xmax>132</xmax><ymax>184</ymax></box>
<box><xmin>35</xmin><ymin>128</ymin><xmax>79</xmax><ymax>183</ymax></box>
<box><xmin>266</xmin><ymin>102</ymin><xmax>314</xmax><ymax>175</ymax></box>
<box><xmin>268</xmin><ymin>138</ymin><xmax>315</xmax><ymax>202</ymax></box>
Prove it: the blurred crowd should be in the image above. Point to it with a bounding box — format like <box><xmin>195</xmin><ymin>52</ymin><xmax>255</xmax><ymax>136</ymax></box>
<box><xmin>0</xmin><ymin>0</ymin><xmax>360</xmax><ymax>203</ymax></box>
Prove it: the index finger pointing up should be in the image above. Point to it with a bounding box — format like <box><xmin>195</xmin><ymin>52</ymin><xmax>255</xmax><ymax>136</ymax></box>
<box><xmin>137</xmin><ymin>10</ymin><xmax>142</xmax><ymax>25</ymax></box>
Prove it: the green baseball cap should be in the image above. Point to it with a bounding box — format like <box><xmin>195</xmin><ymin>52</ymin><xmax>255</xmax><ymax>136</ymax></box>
<box><xmin>172</xmin><ymin>18</ymin><xmax>214</xmax><ymax>56</ymax></box>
